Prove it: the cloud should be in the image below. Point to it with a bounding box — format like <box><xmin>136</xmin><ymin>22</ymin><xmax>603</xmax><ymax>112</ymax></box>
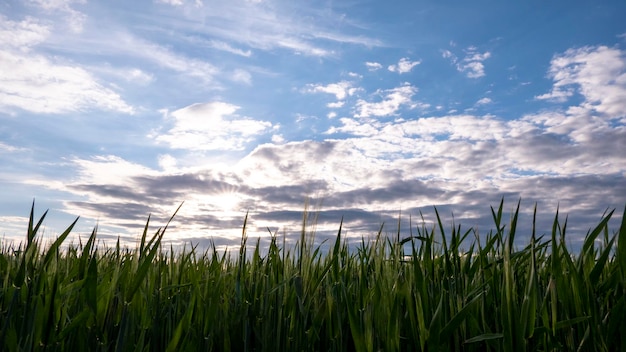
<box><xmin>155</xmin><ymin>0</ymin><xmax>203</xmax><ymax>6</ymax></box>
<box><xmin>354</xmin><ymin>83</ymin><xmax>419</xmax><ymax>118</ymax></box>
<box><xmin>90</xmin><ymin>65</ymin><xmax>155</xmax><ymax>85</ymax></box>
<box><xmin>534</xmin><ymin>88</ymin><xmax>574</xmax><ymax>102</ymax></box>
<box><xmin>158</xmin><ymin>154</ymin><xmax>178</xmax><ymax>171</ymax></box>
<box><xmin>0</xmin><ymin>15</ymin><xmax>50</xmax><ymax>49</ymax></box>
<box><xmin>34</xmin><ymin>81</ymin><xmax>626</xmax><ymax>249</ymax></box>
<box><xmin>271</xmin><ymin>134</ymin><xmax>285</xmax><ymax>144</ymax></box>
<box><xmin>119</xmin><ymin>35</ymin><xmax>218</xmax><ymax>83</ymax></box>
<box><xmin>207</xmin><ymin>40</ymin><xmax>252</xmax><ymax>57</ymax></box>
<box><xmin>388</xmin><ymin>57</ymin><xmax>421</xmax><ymax>74</ymax></box>
<box><xmin>155</xmin><ymin>101</ymin><xmax>273</xmax><ymax>151</ymax></box>
<box><xmin>0</xmin><ymin>15</ymin><xmax>133</xmax><ymax>114</ymax></box>
<box><xmin>443</xmin><ymin>46</ymin><xmax>491</xmax><ymax>78</ymax></box>
<box><xmin>365</xmin><ymin>61</ymin><xmax>382</xmax><ymax>71</ymax></box>
<box><xmin>475</xmin><ymin>97</ymin><xmax>492</xmax><ymax>105</ymax></box>
<box><xmin>536</xmin><ymin>45</ymin><xmax>626</xmax><ymax>117</ymax></box>
<box><xmin>327</xmin><ymin>102</ymin><xmax>345</xmax><ymax>109</ymax></box>
<box><xmin>529</xmin><ymin>46</ymin><xmax>626</xmax><ymax>150</ymax></box>
<box><xmin>28</xmin><ymin>0</ymin><xmax>87</xmax><ymax>33</ymax></box>
<box><xmin>305</xmin><ymin>81</ymin><xmax>359</xmax><ymax>100</ymax></box>
<box><xmin>460</xmin><ymin>48</ymin><xmax>490</xmax><ymax>78</ymax></box>
<box><xmin>156</xmin><ymin>0</ymin><xmax>184</xmax><ymax>5</ymax></box>
<box><xmin>174</xmin><ymin>2</ymin><xmax>381</xmax><ymax>57</ymax></box>
<box><xmin>0</xmin><ymin>142</ymin><xmax>25</xmax><ymax>153</ymax></box>
<box><xmin>231</xmin><ymin>69</ymin><xmax>252</xmax><ymax>85</ymax></box>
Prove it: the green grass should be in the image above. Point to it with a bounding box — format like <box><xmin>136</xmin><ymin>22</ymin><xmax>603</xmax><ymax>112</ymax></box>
<box><xmin>1</xmin><ymin>199</ymin><xmax>625</xmax><ymax>351</ymax></box>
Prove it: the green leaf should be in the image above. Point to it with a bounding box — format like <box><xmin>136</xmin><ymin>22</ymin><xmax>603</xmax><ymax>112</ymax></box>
<box><xmin>617</xmin><ymin>205</ymin><xmax>626</xmax><ymax>284</ymax></box>
<box><xmin>42</xmin><ymin>216</ymin><xmax>80</xmax><ymax>269</ymax></box>
<box><xmin>465</xmin><ymin>333</ymin><xmax>503</xmax><ymax>344</ymax></box>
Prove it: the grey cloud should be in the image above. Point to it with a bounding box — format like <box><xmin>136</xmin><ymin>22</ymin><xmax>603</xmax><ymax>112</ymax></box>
<box><xmin>252</xmin><ymin>140</ymin><xmax>337</xmax><ymax>163</ymax></box>
<box><xmin>325</xmin><ymin>179</ymin><xmax>445</xmax><ymax>207</ymax></box>
<box><xmin>66</xmin><ymin>201</ymin><xmax>154</xmax><ymax>222</ymax></box>
<box><xmin>70</xmin><ymin>184</ymin><xmax>150</xmax><ymax>202</ymax></box>
<box><xmin>132</xmin><ymin>173</ymin><xmax>244</xmax><ymax>196</ymax></box>
<box><xmin>248</xmin><ymin>181</ymin><xmax>330</xmax><ymax>207</ymax></box>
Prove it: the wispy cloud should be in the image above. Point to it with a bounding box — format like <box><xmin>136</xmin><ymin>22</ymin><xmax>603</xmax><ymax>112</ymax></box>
<box><xmin>28</xmin><ymin>0</ymin><xmax>87</xmax><ymax>32</ymax></box>
<box><xmin>231</xmin><ymin>69</ymin><xmax>252</xmax><ymax>85</ymax></box>
<box><xmin>155</xmin><ymin>0</ymin><xmax>185</xmax><ymax>5</ymax></box>
<box><xmin>155</xmin><ymin>0</ymin><xmax>203</xmax><ymax>7</ymax></box>
<box><xmin>0</xmin><ymin>142</ymin><xmax>25</xmax><ymax>153</ymax></box>
<box><xmin>119</xmin><ymin>34</ymin><xmax>218</xmax><ymax>83</ymax></box>
<box><xmin>0</xmin><ymin>16</ymin><xmax>133</xmax><ymax>114</ymax></box>
<box><xmin>154</xmin><ymin>2</ymin><xmax>382</xmax><ymax>57</ymax></box>
<box><xmin>207</xmin><ymin>39</ymin><xmax>252</xmax><ymax>57</ymax></box>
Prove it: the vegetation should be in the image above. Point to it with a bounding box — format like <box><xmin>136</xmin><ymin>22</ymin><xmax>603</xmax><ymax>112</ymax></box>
<box><xmin>1</xmin><ymin>200</ymin><xmax>625</xmax><ymax>351</ymax></box>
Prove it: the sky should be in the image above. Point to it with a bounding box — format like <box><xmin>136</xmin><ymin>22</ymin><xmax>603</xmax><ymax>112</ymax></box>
<box><xmin>1</xmin><ymin>0</ymin><xmax>625</xmax><ymax>253</ymax></box>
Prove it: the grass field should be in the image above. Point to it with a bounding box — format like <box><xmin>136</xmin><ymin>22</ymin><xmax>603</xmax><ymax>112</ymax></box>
<box><xmin>1</xmin><ymin>200</ymin><xmax>625</xmax><ymax>351</ymax></box>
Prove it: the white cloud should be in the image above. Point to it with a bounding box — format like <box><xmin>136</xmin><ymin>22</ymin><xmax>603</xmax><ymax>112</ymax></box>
<box><xmin>462</xmin><ymin>61</ymin><xmax>488</xmax><ymax>78</ymax></box>
<box><xmin>441</xmin><ymin>50</ymin><xmax>455</xmax><ymax>60</ymax></box>
<box><xmin>155</xmin><ymin>101</ymin><xmax>273</xmax><ymax>151</ymax></box>
<box><xmin>271</xmin><ymin>134</ymin><xmax>285</xmax><ymax>144</ymax></box>
<box><xmin>0</xmin><ymin>50</ymin><xmax>134</xmax><ymax>114</ymax></box>
<box><xmin>156</xmin><ymin>0</ymin><xmax>184</xmax><ymax>5</ymax></box>
<box><xmin>326</xmin><ymin>117</ymin><xmax>381</xmax><ymax>136</ymax></box>
<box><xmin>155</xmin><ymin>0</ymin><xmax>203</xmax><ymax>6</ymax></box>
<box><xmin>443</xmin><ymin>46</ymin><xmax>491</xmax><ymax>78</ymax></box>
<box><xmin>525</xmin><ymin>46</ymin><xmax>626</xmax><ymax>146</ymax></box>
<box><xmin>365</xmin><ymin>62</ymin><xmax>383</xmax><ymax>71</ymax></box>
<box><xmin>327</xmin><ymin>101</ymin><xmax>345</xmax><ymax>109</ymax></box>
<box><xmin>71</xmin><ymin>155</ymin><xmax>158</xmax><ymax>186</ymax></box>
<box><xmin>460</xmin><ymin>48</ymin><xmax>491</xmax><ymax>78</ymax></box>
<box><xmin>0</xmin><ymin>16</ymin><xmax>133</xmax><ymax>114</ymax></box>
<box><xmin>126</xmin><ymin>68</ymin><xmax>154</xmax><ymax>84</ymax></box>
<box><xmin>327</xmin><ymin>105</ymin><xmax>624</xmax><ymax>179</ymax></box>
<box><xmin>183</xmin><ymin>3</ymin><xmax>380</xmax><ymax>57</ymax></box>
<box><xmin>3</xmin><ymin>65</ymin><xmax>128</xmax><ymax>116</ymax></box>
<box><xmin>475</xmin><ymin>97</ymin><xmax>492</xmax><ymax>105</ymax></box>
<box><xmin>388</xmin><ymin>57</ymin><xmax>421</xmax><ymax>74</ymax></box>
<box><xmin>305</xmin><ymin>81</ymin><xmax>359</xmax><ymax>100</ymax></box>
<box><xmin>536</xmin><ymin>45</ymin><xmax>626</xmax><ymax>117</ymax></box>
<box><xmin>28</xmin><ymin>0</ymin><xmax>87</xmax><ymax>33</ymax></box>
<box><xmin>0</xmin><ymin>15</ymin><xmax>50</xmax><ymax>50</ymax></box>
<box><xmin>208</xmin><ymin>40</ymin><xmax>252</xmax><ymax>57</ymax></box>
<box><xmin>121</xmin><ymin>35</ymin><xmax>218</xmax><ymax>82</ymax></box>
<box><xmin>0</xmin><ymin>142</ymin><xmax>24</xmax><ymax>153</ymax></box>
<box><xmin>91</xmin><ymin>65</ymin><xmax>154</xmax><ymax>85</ymax></box>
<box><xmin>232</xmin><ymin>69</ymin><xmax>252</xmax><ymax>85</ymax></box>
<box><xmin>158</xmin><ymin>154</ymin><xmax>178</xmax><ymax>171</ymax></box>
<box><xmin>534</xmin><ymin>88</ymin><xmax>574</xmax><ymax>103</ymax></box>
<box><xmin>354</xmin><ymin>84</ymin><xmax>418</xmax><ymax>118</ymax></box>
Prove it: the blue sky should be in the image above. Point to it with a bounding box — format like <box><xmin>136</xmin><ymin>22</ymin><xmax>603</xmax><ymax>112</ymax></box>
<box><xmin>1</xmin><ymin>0</ymin><xmax>625</xmax><ymax>251</ymax></box>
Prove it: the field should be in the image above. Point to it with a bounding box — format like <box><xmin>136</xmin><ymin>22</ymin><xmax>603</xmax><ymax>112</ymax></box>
<box><xmin>1</xmin><ymin>200</ymin><xmax>625</xmax><ymax>351</ymax></box>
